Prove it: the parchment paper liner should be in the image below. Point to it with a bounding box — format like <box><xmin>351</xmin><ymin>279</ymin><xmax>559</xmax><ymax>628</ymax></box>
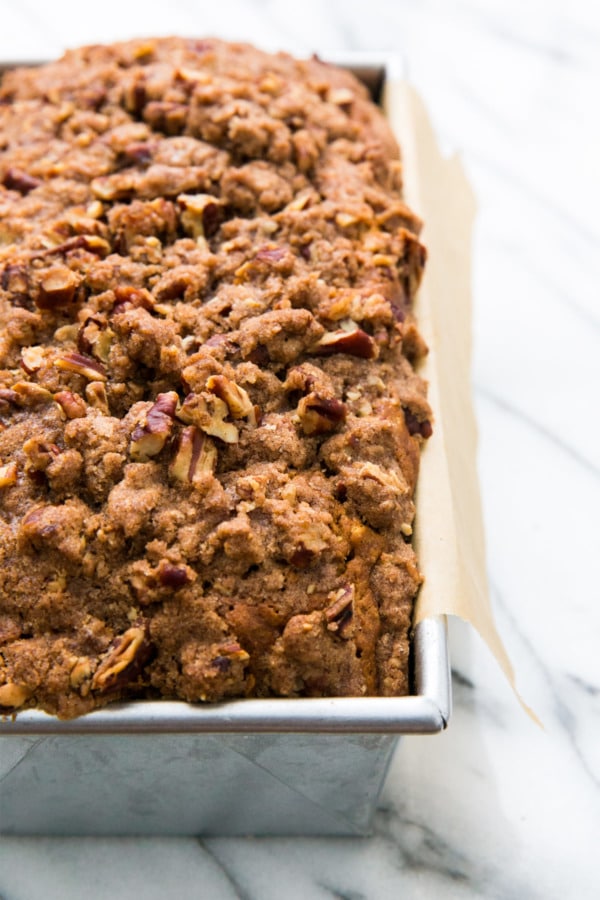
<box><xmin>386</xmin><ymin>82</ymin><xmax>536</xmax><ymax>720</ymax></box>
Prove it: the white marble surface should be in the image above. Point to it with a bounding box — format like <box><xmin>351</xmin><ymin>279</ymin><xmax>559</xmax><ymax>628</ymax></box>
<box><xmin>1</xmin><ymin>0</ymin><xmax>599</xmax><ymax>896</ymax></box>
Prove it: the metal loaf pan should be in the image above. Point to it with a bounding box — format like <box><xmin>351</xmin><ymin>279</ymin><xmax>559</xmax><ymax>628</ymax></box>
<box><xmin>0</xmin><ymin>55</ymin><xmax>451</xmax><ymax>837</ymax></box>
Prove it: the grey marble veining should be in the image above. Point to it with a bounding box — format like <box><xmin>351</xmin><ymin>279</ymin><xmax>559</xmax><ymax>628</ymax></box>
<box><xmin>0</xmin><ymin>0</ymin><xmax>599</xmax><ymax>897</ymax></box>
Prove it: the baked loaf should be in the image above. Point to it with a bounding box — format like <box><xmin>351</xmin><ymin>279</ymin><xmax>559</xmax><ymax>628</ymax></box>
<box><xmin>0</xmin><ymin>38</ymin><xmax>431</xmax><ymax>718</ymax></box>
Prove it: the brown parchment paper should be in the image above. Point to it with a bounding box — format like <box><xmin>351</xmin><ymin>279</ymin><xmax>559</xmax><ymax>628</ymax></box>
<box><xmin>385</xmin><ymin>82</ymin><xmax>536</xmax><ymax>720</ymax></box>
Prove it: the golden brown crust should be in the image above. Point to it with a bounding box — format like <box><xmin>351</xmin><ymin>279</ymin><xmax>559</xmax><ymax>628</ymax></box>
<box><xmin>0</xmin><ymin>37</ymin><xmax>430</xmax><ymax>718</ymax></box>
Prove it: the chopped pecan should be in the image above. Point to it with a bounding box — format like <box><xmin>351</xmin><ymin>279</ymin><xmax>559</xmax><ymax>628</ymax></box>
<box><xmin>112</xmin><ymin>285</ymin><xmax>155</xmax><ymax>314</ymax></box>
<box><xmin>17</xmin><ymin>382</ymin><xmax>53</xmax><ymax>405</ymax></box>
<box><xmin>210</xmin><ymin>642</ymin><xmax>250</xmax><ymax>671</ymax></box>
<box><xmin>403</xmin><ymin>407</ymin><xmax>433</xmax><ymax>439</ymax></box>
<box><xmin>290</xmin><ymin>543</ymin><xmax>315</xmax><ymax>569</ymax></box>
<box><xmin>0</xmin><ymin>382</ymin><xmax>53</xmax><ymax>408</ymax></box>
<box><xmin>35</xmin><ymin>234</ymin><xmax>110</xmax><ymax>259</ymax></box>
<box><xmin>254</xmin><ymin>245</ymin><xmax>286</xmax><ymax>263</ymax></box>
<box><xmin>90</xmin><ymin>174</ymin><xmax>131</xmax><ymax>201</ymax></box>
<box><xmin>178</xmin><ymin>193</ymin><xmax>223</xmax><ymax>239</ymax></box>
<box><xmin>313</xmin><ymin>327</ymin><xmax>377</xmax><ymax>360</ymax></box>
<box><xmin>1</xmin><ymin>263</ymin><xmax>29</xmax><ymax>302</ymax></box>
<box><xmin>328</xmin><ymin>87</ymin><xmax>354</xmax><ymax>110</ymax></box>
<box><xmin>0</xmin><ymin>682</ymin><xmax>32</xmax><ymax>710</ymax></box>
<box><xmin>360</xmin><ymin>461</ymin><xmax>406</xmax><ymax>490</ymax></box>
<box><xmin>178</xmin><ymin>393</ymin><xmax>239</xmax><ymax>443</ymax></box>
<box><xmin>206</xmin><ymin>375</ymin><xmax>256</xmax><ymax>425</ymax></box>
<box><xmin>54</xmin><ymin>351</ymin><xmax>107</xmax><ymax>381</ymax></box>
<box><xmin>64</xmin><ymin>209</ymin><xmax>107</xmax><ymax>238</ymax></box>
<box><xmin>144</xmin><ymin>100</ymin><xmax>188</xmax><ymax>135</ymax></box>
<box><xmin>69</xmin><ymin>657</ymin><xmax>92</xmax><ymax>693</ymax></box>
<box><xmin>173</xmin><ymin>65</ymin><xmax>209</xmax><ymax>84</ymax></box>
<box><xmin>325</xmin><ymin>584</ymin><xmax>354</xmax><ymax>638</ymax></box>
<box><xmin>20</xmin><ymin>345</ymin><xmax>45</xmax><ymax>374</ymax></box>
<box><xmin>130</xmin><ymin>392</ymin><xmax>178</xmax><ymax>460</ymax></box>
<box><xmin>121</xmin><ymin>141</ymin><xmax>155</xmax><ymax>166</ymax></box>
<box><xmin>297</xmin><ymin>393</ymin><xmax>347</xmax><ymax>436</ymax></box>
<box><xmin>86</xmin><ymin>200</ymin><xmax>104</xmax><ymax>219</ymax></box>
<box><xmin>54</xmin><ymin>390</ymin><xmax>87</xmax><ymax>419</ymax></box>
<box><xmin>289</xmin><ymin>522</ymin><xmax>329</xmax><ymax>570</ymax></box>
<box><xmin>124</xmin><ymin>79</ymin><xmax>147</xmax><ymax>115</ymax></box>
<box><xmin>234</xmin><ymin>244</ymin><xmax>290</xmax><ymax>282</ymax></box>
<box><xmin>0</xmin><ymin>389</ymin><xmax>18</xmax><ymax>407</ymax></box>
<box><xmin>36</xmin><ymin>266</ymin><xmax>80</xmax><ymax>310</ymax></box>
<box><xmin>77</xmin><ymin>316</ymin><xmax>114</xmax><ymax>362</ymax></box>
<box><xmin>284</xmin><ymin>190</ymin><xmax>315</xmax><ymax>212</ymax></box>
<box><xmin>85</xmin><ymin>381</ymin><xmax>110</xmax><ymax>414</ymax></box>
<box><xmin>336</xmin><ymin>212</ymin><xmax>359</xmax><ymax>228</ymax></box>
<box><xmin>170</xmin><ymin>425</ymin><xmax>217</xmax><ymax>483</ymax></box>
<box><xmin>210</xmin><ymin>655</ymin><xmax>232</xmax><ymax>673</ymax></box>
<box><xmin>91</xmin><ymin>622</ymin><xmax>155</xmax><ymax>694</ymax></box>
<box><xmin>0</xmin><ymin>461</ymin><xmax>18</xmax><ymax>488</ymax></box>
<box><xmin>2</xmin><ymin>167</ymin><xmax>41</xmax><ymax>195</ymax></box>
<box><xmin>157</xmin><ymin>561</ymin><xmax>192</xmax><ymax>588</ymax></box>
<box><xmin>23</xmin><ymin>437</ymin><xmax>59</xmax><ymax>473</ymax></box>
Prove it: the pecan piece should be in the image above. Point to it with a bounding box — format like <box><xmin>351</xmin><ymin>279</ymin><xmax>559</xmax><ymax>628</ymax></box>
<box><xmin>144</xmin><ymin>100</ymin><xmax>187</xmax><ymax>135</ymax></box>
<box><xmin>157</xmin><ymin>561</ymin><xmax>192</xmax><ymax>589</ymax></box>
<box><xmin>328</xmin><ymin>87</ymin><xmax>354</xmax><ymax>110</ymax></box>
<box><xmin>0</xmin><ymin>683</ymin><xmax>32</xmax><ymax>710</ymax></box>
<box><xmin>112</xmin><ymin>285</ymin><xmax>155</xmax><ymax>314</ymax></box>
<box><xmin>0</xmin><ymin>461</ymin><xmax>18</xmax><ymax>488</ymax></box>
<box><xmin>15</xmin><ymin>381</ymin><xmax>53</xmax><ymax>406</ymax></box>
<box><xmin>36</xmin><ymin>266</ymin><xmax>80</xmax><ymax>310</ymax></box>
<box><xmin>0</xmin><ymin>388</ymin><xmax>19</xmax><ymax>407</ymax></box>
<box><xmin>1</xmin><ymin>263</ymin><xmax>29</xmax><ymax>303</ymax></box>
<box><xmin>254</xmin><ymin>245</ymin><xmax>286</xmax><ymax>263</ymax></box>
<box><xmin>289</xmin><ymin>523</ymin><xmax>329</xmax><ymax>569</ymax></box>
<box><xmin>91</xmin><ymin>622</ymin><xmax>155</xmax><ymax>694</ymax></box>
<box><xmin>211</xmin><ymin>642</ymin><xmax>250</xmax><ymax>670</ymax></box>
<box><xmin>297</xmin><ymin>393</ymin><xmax>347</xmax><ymax>436</ymax></box>
<box><xmin>2</xmin><ymin>168</ymin><xmax>41</xmax><ymax>195</ymax></box>
<box><xmin>34</xmin><ymin>234</ymin><xmax>110</xmax><ymax>259</ymax></box>
<box><xmin>0</xmin><ymin>382</ymin><xmax>52</xmax><ymax>408</ymax></box>
<box><xmin>54</xmin><ymin>390</ymin><xmax>87</xmax><ymax>419</ymax></box>
<box><xmin>234</xmin><ymin>244</ymin><xmax>291</xmax><ymax>282</ymax></box>
<box><xmin>178</xmin><ymin>393</ymin><xmax>239</xmax><ymax>443</ymax></box>
<box><xmin>170</xmin><ymin>425</ymin><xmax>217</xmax><ymax>483</ymax></box>
<box><xmin>130</xmin><ymin>391</ymin><xmax>178</xmax><ymax>461</ymax></box>
<box><xmin>313</xmin><ymin>327</ymin><xmax>377</xmax><ymax>359</ymax></box>
<box><xmin>290</xmin><ymin>543</ymin><xmax>315</xmax><ymax>569</ymax></box>
<box><xmin>23</xmin><ymin>437</ymin><xmax>59</xmax><ymax>474</ymax></box>
<box><xmin>20</xmin><ymin>345</ymin><xmax>45</xmax><ymax>374</ymax></box>
<box><xmin>178</xmin><ymin>193</ymin><xmax>223</xmax><ymax>239</ymax></box>
<box><xmin>403</xmin><ymin>407</ymin><xmax>433</xmax><ymax>439</ymax></box>
<box><xmin>335</xmin><ymin>212</ymin><xmax>359</xmax><ymax>228</ymax></box>
<box><xmin>325</xmin><ymin>584</ymin><xmax>354</xmax><ymax>638</ymax></box>
<box><xmin>206</xmin><ymin>375</ymin><xmax>256</xmax><ymax>425</ymax></box>
<box><xmin>54</xmin><ymin>351</ymin><xmax>107</xmax><ymax>381</ymax></box>
<box><xmin>69</xmin><ymin>657</ymin><xmax>92</xmax><ymax>694</ymax></box>
<box><xmin>121</xmin><ymin>141</ymin><xmax>155</xmax><ymax>166</ymax></box>
<box><xmin>77</xmin><ymin>316</ymin><xmax>114</xmax><ymax>362</ymax></box>
<box><xmin>85</xmin><ymin>381</ymin><xmax>110</xmax><ymax>414</ymax></box>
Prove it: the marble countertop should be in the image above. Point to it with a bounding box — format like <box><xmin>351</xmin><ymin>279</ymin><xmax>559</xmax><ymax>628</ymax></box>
<box><xmin>0</xmin><ymin>1</ymin><xmax>599</xmax><ymax>897</ymax></box>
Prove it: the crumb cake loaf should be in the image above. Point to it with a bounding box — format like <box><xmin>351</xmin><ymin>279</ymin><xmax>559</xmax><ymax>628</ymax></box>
<box><xmin>0</xmin><ymin>38</ymin><xmax>431</xmax><ymax>718</ymax></box>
